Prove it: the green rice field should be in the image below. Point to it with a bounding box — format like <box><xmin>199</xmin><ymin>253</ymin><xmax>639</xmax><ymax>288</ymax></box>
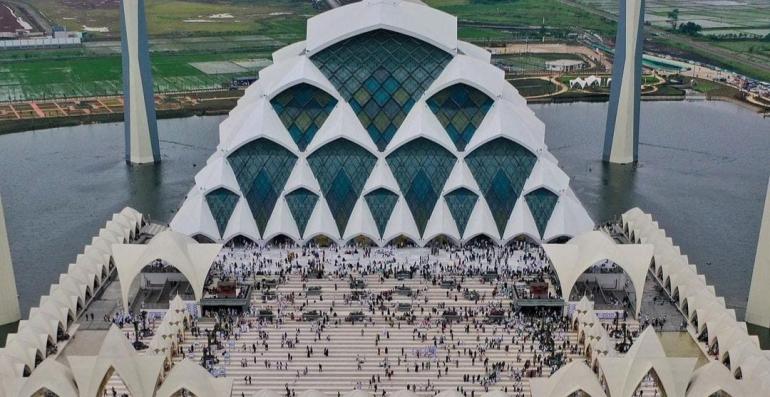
<box><xmin>0</xmin><ymin>50</ymin><xmax>272</xmax><ymax>101</ymax></box>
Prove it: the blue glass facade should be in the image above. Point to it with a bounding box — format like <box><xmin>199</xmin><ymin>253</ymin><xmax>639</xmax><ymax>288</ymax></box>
<box><xmin>465</xmin><ymin>138</ymin><xmax>537</xmax><ymax>236</ymax></box>
<box><xmin>311</xmin><ymin>29</ymin><xmax>452</xmax><ymax>151</ymax></box>
<box><xmin>205</xmin><ymin>188</ymin><xmax>240</xmax><ymax>237</ymax></box>
<box><xmin>525</xmin><ymin>188</ymin><xmax>559</xmax><ymax>238</ymax></box>
<box><xmin>227</xmin><ymin>138</ymin><xmax>298</xmax><ymax>235</ymax></box>
<box><xmin>386</xmin><ymin>138</ymin><xmax>457</xmax><ymax>237</ymax></box>
<box><xmin>444</xmin><ymin>188</ymin><xmax>478</xmax><ymax>236</ymax></box>
<box><xmin>364</xmin><ymin>188</ymin><xmax>399</xmax><ymax>238</ymax></box>
<box><xmin>307</xmin><ymin>138</ymin><xmax>377</xmax><ymax>235</ymax></box>
<box><xmin>270</xmin><ymin>83</ymin><xmax>338</xmax><ymax>152</ymax></box>
<box><xmin>426</xmin><ymin>83</ymin><xmax>493</xmax><ymax>152</ymax></box>
<box><xmin>285</xmin><ymin>188</ymin><xmax>319</xmax><ymax>238</ymax></box>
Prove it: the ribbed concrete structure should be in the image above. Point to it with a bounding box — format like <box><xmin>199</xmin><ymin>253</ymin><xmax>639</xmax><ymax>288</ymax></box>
<box><xmin>121</xmin><ymin>0</ymin><xmax>160</xmax><ymax>164</ymax></box>
<box><xmin>0</xmin><ymin>192</ymin><xmax>20</xmax><ymax>326</ymax></box>
<box><xmin>746</xmin><ymin>177</ymin><xmax>770</xmax><ymax>328</ymax></box>
<box><xmin>603</xmin><ymin>0</ymin><xmax>644</xmax><ymax>164</ymax></box>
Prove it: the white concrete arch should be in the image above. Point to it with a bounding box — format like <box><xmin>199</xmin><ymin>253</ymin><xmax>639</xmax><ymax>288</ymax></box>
<box><xmin>284</xmin><ymin>158</ymin><xmax>323</xmax><ymax>196</ymax></box>
<box><xmin>522</xmin><ymin>158</ymin><xmax>570</xmax><ymax>196</ymax></box>
<box><xmin>263</xmin><ymin>196</ymin><xmax>302</xmax><ymax>243</ymax></box>
<box><xmin>503</xmin><ymin>197</ymin><xmax>541</xmax><ymax>243</ymax></box>
<box><xmin>462</xmin><ymin>197</ymin><xmax>499</xmax><ymax>242</ymax></box>
<box><xmin>304</xmin><ymin>195</ymin><xmax>342</xmax><ymax>241</ymax></box>
<box><xmin>386</xmin><ymin>101</ymin><xmax>458</xmax><ymax>156</ymax></box>
<box><xmin>423</xmin><ymin>197</ymin><xmax>462</xmax><ymax>243</ymax></box>
<box><xmin>465</xmin><ymin>99</ymin><xmax>546</xmax><ymax>156</ymax></box>
<box><xmin>305</xmin><ymin>0</ymin><xmax>457</xmax><ymax>57</ymax></box>
<box><xmin>222</xmin><ymin>198</ymin><xmax>262</xmax><ymax>242</ymax></box>
<box><xmin>194</xmin><ymin>156</ymin><xmax>242</xmax><ymax>196</ymax></box>
<box><xmin>260</xmin><ymin>56</ymin><xmax>341</xmax><ymax>102</ymax></box>
<box><xmin>425</xmin><ymin>54</ymin><xmax>505</xmax><ymax>100</ymax></box>
<box><xmin>220</xmin><ymin>100</ymin><xmax>300</xmax><ymax>156</ymax></box>
<box><xmin>343</xmin><ymin>197</ymin><xmax>381</xmax><ymax>243</ymax></box>
<box><xmin>305</xmin><ymin>106</ymin><xmax>380</xmax><ymax>157</ymax></box>
<box><xmin>362</xmin><ymin>160</ymin><xmax>401</xmax><ymax>196</ymax></box>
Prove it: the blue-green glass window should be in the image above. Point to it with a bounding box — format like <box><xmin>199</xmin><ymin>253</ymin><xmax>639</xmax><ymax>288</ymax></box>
<box><xmin>270</xmin><ymin>83</ymin><xmax>337</xmax><ymax>152</ymax></box>
<box><xmin>427</xmin><ymin>83</ymin><xmax>493</xmax><ymax>152</ymax></box>
<box><xmin>444</xmin><ymin>188</ymin><xmax>478</xmax><ymax>236</ymax></box>
<box><xmin>307</xmin><ymin>138</ymin><xmax>377</xmax><ymax>236</ymax></box>
<box><xmin>285</xmin><ymin>188</ymin><xmax>319</xmax><ymax>238</ymax></box>
<box><xmin>386</xmin><ymin>138</ymin><xmax>457</xmax><ymax>237</ymax></box>
<box><xmin>227</xmin><ymin>138</ymin><xmax>298</xmax><ymax>235</ymax></box>
<box><xmin>525</xmin><ymin>188</ymin><xmax>559</xmax><ymax>238</ymax></box>
<box><xmin>205</xmin><ymin>188</ymin><xmax>239</xmax><ymax>237</ymax></box>
<box><xmin>465</xmin><ymin>138</ymin><xmax>537</xmax><ymax>236</ymax></box>
<box><xmin>311</xmin><ymin>29</ymin><xmax>452</xmax><ymax>151</ymax></box>
<box><xmin>364</xmin><ymin>188</ymin><xmax>399</xmax><ymax>238</ymax></box>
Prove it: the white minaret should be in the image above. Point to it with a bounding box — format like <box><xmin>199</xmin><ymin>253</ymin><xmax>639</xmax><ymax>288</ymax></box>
<box><xmin>603</xmin><ymin>0</ymin><xmax>644</xmax><ymax>164</ymax></box>
<box><xmin>747</xmin><ymin>177</ymin><xmax>770</xmax><ymax>328</ymax></box>
<box><xmin>0</xmin><ymin>192</ymin><xmax>20</xmax><ymax>326</ymax></box>
<box><xmin>121</xmin><ymin>0</ymin><xmax>160</xmax><ymax>164</ymax></box>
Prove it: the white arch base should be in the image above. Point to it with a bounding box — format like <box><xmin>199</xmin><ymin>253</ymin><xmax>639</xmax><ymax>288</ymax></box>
<box><xmin>0</xmin><ymin>192</ymin><xmax>20</xmax><ymax>326</ymax></box>
<box><xmin>746</xmin><ymin>177</ymin><xmax>770</xmax><ymax>328</ymax></box>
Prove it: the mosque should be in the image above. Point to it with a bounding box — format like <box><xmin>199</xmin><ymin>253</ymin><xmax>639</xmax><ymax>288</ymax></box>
<box><xmin>0</xmin><ymin>1</ymin><xmax>769</xmax><ymax>397</ymax></box>
<box><xmin>168</xmin><ymin>0</ymin><xmax>593</xmax><ymax>247</ymax></box>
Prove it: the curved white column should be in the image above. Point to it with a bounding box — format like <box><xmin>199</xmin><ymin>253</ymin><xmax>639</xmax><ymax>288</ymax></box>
<box><xmin>0</xmin><ymin>192</ymin><xmax>21</xmax><ymax>326</ymax></box>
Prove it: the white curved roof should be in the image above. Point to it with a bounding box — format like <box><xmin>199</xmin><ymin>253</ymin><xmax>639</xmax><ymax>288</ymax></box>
<box><xmin>16</xmin><ymin>358</ymin><xmax>78</xmax><ymax>397</ymax></box>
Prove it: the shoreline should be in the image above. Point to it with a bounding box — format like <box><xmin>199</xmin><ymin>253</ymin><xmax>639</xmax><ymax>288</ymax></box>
<box><xmin>0</xmin><ymin>93</ymin><xmax>765</xmax><ymax>137</ymax></box>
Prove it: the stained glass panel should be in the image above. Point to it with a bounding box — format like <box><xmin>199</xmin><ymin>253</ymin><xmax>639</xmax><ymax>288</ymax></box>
<box><xmin>427</xmin><ymin>83</ymin><xmax>493</xmax><ymax>151</ymax></box>
<box><xmin>525</xmin><ymin>188</ymin><xmax>559</xmax><ymax>238</ymax></box>
<box><xmin>444</xmin><ymin>188</ymin><xmax>478</xmax><ymax>236</ymax></box>
<box><xmin>364</xmin><ymin>188</ymin><xmax>399</xmax><ymax>238</ymax></box>
<box><xmin>307</xmin><ymin>139</ymin><xmax>377</xmax><ymax>235</ymax></box>
<box><xmin>227</xmin><ymin>139</ymin><xmax>298</xmax><ymax>235</ymax></box>
<box><xmin>386</xmin><ymin>138</ymin><xmax>457</xmax><ymax>237</ymax></box>
<box><xmin>311</xmin><ymin>29</ymin><xmax>452</xmax><ymax>151</ymax></box>
<box><xmin>205</xmin><ymin>188</ymin><xmax>239</xmax><ymax>237</ymax></box>
<box><xmin>285</xmin><ymin>188</ymin><xmax>319</xmax><ymax>238</ymax></box>
<box><xmin>465</xmin><ymin>138</ymin><xmax>537</xmax><ymax>236</ymax></box>
<box><xmin>270</xmin><ymin>83</ymin><xmax>337</xmax><ymax>151</ymax></box>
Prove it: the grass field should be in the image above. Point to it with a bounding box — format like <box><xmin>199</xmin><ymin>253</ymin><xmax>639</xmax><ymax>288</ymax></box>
<box><xmin>32</xmin><ymin>0</ymin><xmax>315</xmax><ymax>40</ymax></box>
<box><xmin>0</xmin><ymin>50</ymin><xmax>272</xmax><ymax>101</ymax></box>
<box><xmin>425</xmin><ymin>0</ymin><xmax>616</xmax><ymax>36</ymax></box>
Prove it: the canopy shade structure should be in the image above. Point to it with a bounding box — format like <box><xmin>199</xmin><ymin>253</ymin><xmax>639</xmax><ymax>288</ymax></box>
<box><xmin>155</xmin><ymin>359</ymin><xmax>233</xmax><ymax>397</ymax></box>
<box><xmin>67</xmin><ymin>325</ymin><xmax>164</xmax><ymax>397</ymax></box>
<box><xmin>598</xmin><ymin>327</ymin><xmax>696</xmax><ymax>397</ymax></box>
<box><xmin>543</xmin><ymin>230</ymin><xmax>653</xmax><ymax>317</ymax></box>
<box><xmin>112</xmin><ymin>230</ymin><xmax>222</xmax><ymax>312</ymax></box>
<box><xmin>530</xmin><ymin>361</ymin><xmax>607</xmax><ymax>397</ymax></box>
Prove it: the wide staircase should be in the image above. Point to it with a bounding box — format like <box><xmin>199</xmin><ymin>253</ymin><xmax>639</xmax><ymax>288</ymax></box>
<box><xmin>169</xmin><ymin>274</ymin><xmax>582</xmax><ymax>397</ymax></box>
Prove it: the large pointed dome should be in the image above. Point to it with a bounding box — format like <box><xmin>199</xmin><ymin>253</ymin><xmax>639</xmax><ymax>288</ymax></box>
<box><xmin>170</xmin><ymin>0</ymin><xmax>593</xmax><ymax>246</ymax></box>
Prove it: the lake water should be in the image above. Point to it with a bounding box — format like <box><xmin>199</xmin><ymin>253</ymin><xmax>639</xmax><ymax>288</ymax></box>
<box><xmin>0</xmin><ymin>100</ymin><xmax>768</xmax><ymax>320</ymax></box>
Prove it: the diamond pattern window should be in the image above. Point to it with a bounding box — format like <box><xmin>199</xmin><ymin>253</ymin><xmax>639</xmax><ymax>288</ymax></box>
<box><xmin>364</xmin><ymin>188</ymin><xmax>399</xmax><ymax>238</ymax></box>
<box><xmin>307</xmin><ymin>138</ymin><xmax>377</xmax><ymax>236</ymax></box>
<box><xmin>386</xmin><ymin>138</ymin><xmax>457</xmax><ymax>237</ymax></box>
<box><xmin>525</xmin><ymin>188</ymin><xmax>559</xmax><ymax>238</ymax></box>
<box><xmin>285</xmin><ymin>188</ymin><xmax>319</xmax><ymax>238</ymax></box>
<box><xmin>227</xmin><ymin>138</ymin><xmax>298</xmax><ymax>235</ymax></box>
<box><xmin>444</xmin><ymin>188</ymin><xmax>478</xmax><ymax>237</ymax></box>
<box><xmin>270</xmin><ymin>83</ymin><xmax>338</xmax><ymax>152</ymax></box>
<box><xmin>311</xmin><ymin>29</ymin><xmax>452</xmax><ymax>151</ymax></box>
<box><xmin>427</xmin><ymin>83</ymin><xmax>493</xmax><ymax>151</ymax></box>
<box><xmin>465</xmin><ymin>138</ymin><xmax>537</xmax><ymax>237</ymax></box>
<box><xmin>205</xmin><ymin>188</ymin><xmax>240</xmax><ymax>237</ymax></box>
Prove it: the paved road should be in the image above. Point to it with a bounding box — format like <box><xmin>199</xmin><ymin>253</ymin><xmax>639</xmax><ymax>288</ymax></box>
<box><xmin>2</xmin><ymin>0</ymin><xmax>51</xmax><ymax>33</ymax></box>
<box><xmin>557</xmin><ymin>0</ymin><xmax>770</xmax><ymax>79</ymax></box>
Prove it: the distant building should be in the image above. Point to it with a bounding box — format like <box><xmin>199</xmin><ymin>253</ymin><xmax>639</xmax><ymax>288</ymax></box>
<box><xmin>545</xmin><ymin>59</ymin><xmax>586</xmax><ymax>72</ymax></box>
